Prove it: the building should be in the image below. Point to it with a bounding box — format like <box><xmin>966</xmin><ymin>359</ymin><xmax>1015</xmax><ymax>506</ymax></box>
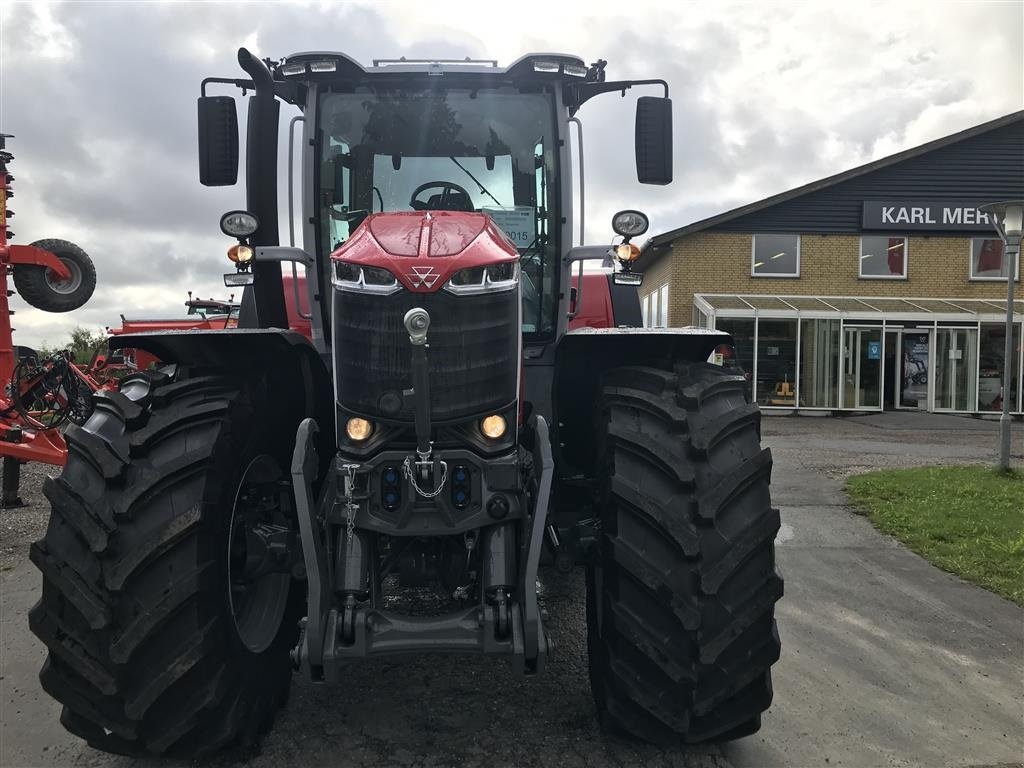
<box><xmin>638</xmin><ymin>111</ymin><xmax>1024</xmax><ymax>415</ymax></box>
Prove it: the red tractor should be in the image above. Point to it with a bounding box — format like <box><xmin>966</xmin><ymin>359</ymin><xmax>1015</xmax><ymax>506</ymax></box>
<box><xmin>29</xmin><ymin>51</ymin><xmax>782</xmax><ymax>757</ymax></box>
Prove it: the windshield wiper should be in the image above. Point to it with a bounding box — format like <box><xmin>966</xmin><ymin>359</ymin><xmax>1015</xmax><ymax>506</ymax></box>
<box><xmin>449</xmin><ymin>157</ymin><xmax>502</xmax><ymax>207</ymax></box>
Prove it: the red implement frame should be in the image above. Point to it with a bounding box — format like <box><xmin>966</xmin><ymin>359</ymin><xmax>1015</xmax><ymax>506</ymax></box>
<box><xmin>1</xmin><ymin>137</ymin><xmax>76</xmax><ymax>478</ymax></box>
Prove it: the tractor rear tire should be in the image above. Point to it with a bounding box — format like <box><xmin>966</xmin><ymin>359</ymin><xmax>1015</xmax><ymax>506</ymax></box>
<box><xmin>28</xmin><ymin>368</ymin><xmax>303</xmax><ymax>757</ymax></box>
<box><xmin>586</xmin><ymin>362</ymin><xmax>783</xmax><ymax>744</ymax></box>
<box><xmin>13</xmin><ymin>238</ymin><xmax>96</xmax><ymax>312</ymax></box>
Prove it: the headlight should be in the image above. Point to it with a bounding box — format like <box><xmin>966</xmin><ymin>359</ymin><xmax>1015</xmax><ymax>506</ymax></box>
<box><xmin>332</xmin><ymin>260</ymin><xmax>400</xmax><ymax>294</ymax></box>
<box><xmin>345</xmin><ymin>417</ymin><xmax>373</xmax><ymax>441</ymax></box>
<box><xmin>220</xmin><ymin>210</ymin><xmax>259</xmax><ymax>238</ymax></box>
<box><xmin>480</xmin><ymin>414</ymin><xmax>507</xmax><ymax>439</ymax></box>
<box><xmin>444</xmin><ymin>261</ymin><xmax>519</xmax><ymax>295</ymax></box>
<box><xmin>611</xmin><ymin>209</ymin><xmax>649</xmax><ymax>238</ymax></box>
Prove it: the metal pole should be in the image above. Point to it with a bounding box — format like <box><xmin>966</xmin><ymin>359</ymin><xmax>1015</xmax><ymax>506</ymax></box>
<box><xmin>999</xmin><ymin>242</ymin><xmax>1018</xmax><ymax>472</ymax></box>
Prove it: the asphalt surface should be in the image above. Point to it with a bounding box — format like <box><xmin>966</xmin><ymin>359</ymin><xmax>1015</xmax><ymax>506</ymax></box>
<box><xmin>1</xmin><ymin>412</ymin><xmax>1022</xmax><ymax>768</ymax></box>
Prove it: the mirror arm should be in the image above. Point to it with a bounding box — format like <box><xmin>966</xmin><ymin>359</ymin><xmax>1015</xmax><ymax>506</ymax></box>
<box><xmin>201</xmin><ymin>77</ymin><xmax>255</xmax><ymax>97</ymax></box>
<box><xmin>568</xmin><ymin>79</ymin><xmax>669</xmax><ymax>112</ymax></box>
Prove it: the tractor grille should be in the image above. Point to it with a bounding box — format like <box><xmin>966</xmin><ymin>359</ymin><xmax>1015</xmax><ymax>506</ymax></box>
<box><xmin>332</xmin><ymin>287</ymin><xmax>518</xmax><ymax>422</ymax></box>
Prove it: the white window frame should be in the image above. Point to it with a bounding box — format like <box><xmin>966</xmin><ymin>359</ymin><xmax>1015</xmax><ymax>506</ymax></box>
<box><xmin>969</xmin><ymin>238</ymin><xmax>1020</xmax><ymax>281</ymax></box>
<box><xmin>859</xmin><ymin>235</ymin><xmax>908</xmax><ymax>280</ymax></box>
<box><xmin>751</xmin><ymin>234</ymin><xmax>801</xmax><ymax>278</ymax></box>
<box><xmin>641</xmin><ymin>294</ymin><xmax>651</xmax><ymax>327</ymax></box>
<box><xmin>658</xmin><ymin>284</ymin><xmax>669</xmax><ymax>327</ymax></box>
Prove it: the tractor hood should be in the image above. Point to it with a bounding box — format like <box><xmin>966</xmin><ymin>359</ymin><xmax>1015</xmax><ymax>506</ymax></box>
<box><xmin>331</xmin><ymin>211</ymin><xmax>518</xmax><ymax>293</ymax></box>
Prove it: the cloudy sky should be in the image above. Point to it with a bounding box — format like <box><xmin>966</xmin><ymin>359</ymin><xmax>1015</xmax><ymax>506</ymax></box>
<box><xmin>0</xmin><ymin>0</ymin><xmax>1021</xmax><ymax>349</ymax></box>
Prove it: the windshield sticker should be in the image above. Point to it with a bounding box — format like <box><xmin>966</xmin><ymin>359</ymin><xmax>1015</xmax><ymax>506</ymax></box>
<box><xmin>483</xmin><ymin>207</ymin><xmax>536</xmax><ymax>250</ymax></box>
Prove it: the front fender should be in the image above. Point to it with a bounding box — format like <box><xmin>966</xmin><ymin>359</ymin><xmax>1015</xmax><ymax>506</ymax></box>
<box><xmin>552</xmin><ymin>327</ymin><xmax>729</xmax><ymax>475</ymax></box>
<box><xmin>109</xmin><ymin>328</ymin><xmax>335</xmax><ymax>452</ymax></box>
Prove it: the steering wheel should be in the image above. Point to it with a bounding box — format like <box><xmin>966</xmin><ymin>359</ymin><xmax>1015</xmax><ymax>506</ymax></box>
<box><xmin>409</xmin><ymin>181</ymin><xmax>474</xmax><ymax>212</ymax></box>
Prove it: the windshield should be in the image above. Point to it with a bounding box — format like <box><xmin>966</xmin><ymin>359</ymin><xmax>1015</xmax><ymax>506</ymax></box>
<box><xmin>317</xmin><ymin>87</ymin><xmax>558</xmax><ymax>337</ymax></box>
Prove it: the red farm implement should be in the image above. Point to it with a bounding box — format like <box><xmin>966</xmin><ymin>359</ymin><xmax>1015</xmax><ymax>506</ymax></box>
<box><xmin>0</xmin><ymin>134</ymin><xmax>99</xmax><ymax>505</ymax></box>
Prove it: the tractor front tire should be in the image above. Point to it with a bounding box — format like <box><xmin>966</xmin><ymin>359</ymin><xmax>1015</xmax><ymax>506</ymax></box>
<box><xmin>29</xmin><ymin>369</ymin><xmax>303</xmax><ymax>757</ymax></box>
<box><xmin>13</xmin><ymin>238</ymin><xmax>97</xmax><ymax>312</ymax></box>
<box><xmin>586</xmin><ymin>363</ymin><xmax>783</xmax><ymax>744</ymax></box>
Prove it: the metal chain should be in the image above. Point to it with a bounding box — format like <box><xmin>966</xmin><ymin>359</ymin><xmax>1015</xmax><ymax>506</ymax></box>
<box><xmin>402</xmin><ymin>456</ymin><xmax>448</xmax><ymax>498</ymax></box>
<box><xmin>341</xmin><ymin>463</ymin><xmax>359</xmax><ymax>549</ymax></box>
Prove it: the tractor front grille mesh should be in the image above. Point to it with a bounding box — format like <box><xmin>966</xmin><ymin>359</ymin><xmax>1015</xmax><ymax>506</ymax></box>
<box><xmin>332</xmin><ymin>287</ymin><xmax>519</xmax><ymax>422</ymax></box>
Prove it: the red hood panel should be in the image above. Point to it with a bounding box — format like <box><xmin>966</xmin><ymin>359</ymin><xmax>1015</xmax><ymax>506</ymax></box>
<box><xmin>429</xmin><ymin>214</ymin><xmax>487</xmax><ymax>256</ymax></box>
<box><xmin>333</xmin><ymin>211</ymin><xmax>518</xmax><ymax>293</ymax></box>
<box><xmin>367</xmin><ymin>213</ymin><xmax>423</xmax><ymax>257</ymax></box>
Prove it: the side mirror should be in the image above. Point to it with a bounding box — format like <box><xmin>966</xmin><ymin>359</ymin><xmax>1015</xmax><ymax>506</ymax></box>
<box><xmin>198</xmin><ymin>96</ymin><xmax>239</xmax><ymax>186</ymax></box>
<box><xmin>635</xmin><ymin>96</ymin><xmax>673</xmax><ymax>185</ymax></box>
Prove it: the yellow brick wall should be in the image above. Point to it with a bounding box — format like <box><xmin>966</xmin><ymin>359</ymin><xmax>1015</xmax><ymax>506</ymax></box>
<box><xmin>648</xmin><ymin>232</ymin><xmax>1013</xmax><ymax>325</ymax></box>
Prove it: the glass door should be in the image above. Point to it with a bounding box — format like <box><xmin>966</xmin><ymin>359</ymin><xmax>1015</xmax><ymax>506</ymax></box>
<box><xmin>899</xmin><ymin>331</ymin><xmax>931</xmax><ymax>409</ymax></box>
<box><xmin>935</xmin><ymin>328</ymin><xmax>978</xmax><ymax>411</ymax></box>
<box><xmin>842</xmin><ymin>326</ymin><xmax>883</xmax><ymax>409</ymax></box>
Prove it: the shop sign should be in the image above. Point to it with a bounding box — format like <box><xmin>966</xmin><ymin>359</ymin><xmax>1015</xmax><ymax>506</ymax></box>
<box><xmin>862</xmin><ymin>201</ymin><xmax>993</xmax><ymax>231</ymax></box>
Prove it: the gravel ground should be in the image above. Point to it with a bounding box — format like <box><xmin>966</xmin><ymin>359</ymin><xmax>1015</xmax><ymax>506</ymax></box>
<box><xmin>2</xmin><ymin>411</ymin><xmax>1022</xmax><ymax>768</ymax></box>
<box><xmin>0</xmin><ymin>461</ymin><xmax>55</xmax><ymax>570</ymax></box>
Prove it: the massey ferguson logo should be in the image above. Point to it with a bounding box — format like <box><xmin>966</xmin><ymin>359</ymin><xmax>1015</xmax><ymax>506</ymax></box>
<box><xmin>408</xmin><ymin>266</ymin><xmax>440</xmax><ymax>289</ymax></box>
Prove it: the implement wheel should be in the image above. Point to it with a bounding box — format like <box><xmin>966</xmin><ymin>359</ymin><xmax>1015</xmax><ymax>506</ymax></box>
<box><xmin>586</xmin><ymin>362</ymin><xmax>783</xmax><ymax>744</ymax></box>
<box><xmin>13</xmin><ymin>239</ymin><xmax>97</xmax><ymax>312</ymax></box>
<box><xmin>28</xmin><ymin>368</ymin><xmax>303</xmax><ymax>757</ymax></box>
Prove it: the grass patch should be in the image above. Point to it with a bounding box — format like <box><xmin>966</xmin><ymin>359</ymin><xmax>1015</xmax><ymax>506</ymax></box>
<box><xmin>846</xmin><ymin>466</ymin><xmax>1024</xmax><ymax>605</ymax></box>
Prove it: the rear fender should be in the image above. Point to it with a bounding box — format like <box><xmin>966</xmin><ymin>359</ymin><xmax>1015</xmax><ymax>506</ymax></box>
<box><xmin>108</xmin><ymin>329</ymin><xmax>335</xmax><ymax>460</ymax></box>
<box><xmin>552</xmin><ymin>327</ymin><xmax>729</xmax><ymax>476</ymax></box>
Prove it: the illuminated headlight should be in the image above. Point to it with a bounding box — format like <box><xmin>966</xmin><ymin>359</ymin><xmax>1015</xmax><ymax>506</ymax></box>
<box><xmin>532</xmin><ymin>60</ymin><xmax>560</xmax><ymax>73</ymax></box>
<box><xmin>309</xmin><ymin>60</ymin><xmax>337</xmax><ymax>73</ymax></box>
<box><xmin>444</xmin><ymin>261</ymin><xmax>519</xmax><ymax>295</ymax></box>
<box><xmin>480</xmin><ymin>414</ymin><xmax>507</xmax><ymax>440</ymax></box>
<box><xmin>346</xmin><ymin>417</ymin><xmax>373</xmax><ymax>441</ymax></box>
<box><xmin>332</xmin><ymin>260</ymin><xmax>400</xmax><ymax>294</ymax></box>
<box><xmin>281</xmin><ymin>63</ymin><xmax>307</xmax><ymax>77</ymax></box>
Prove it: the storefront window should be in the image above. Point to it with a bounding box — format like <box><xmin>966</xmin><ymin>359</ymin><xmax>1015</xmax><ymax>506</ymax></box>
<box><xmin>978</xmin><ymin>323</ymin><xmax>1021</xmax><ymax>412</ymax></box>
<box><xmin>799</xmin><ymin>319</ymin><xmax>840</xmax><ymax>407</ymax></box>
<box><xmin>715</xmin><ymin>318</ymin><xmax>755</xmax><ymax>400</ymax></box>
<box><xmin>860</xmin><ymin>236</ymin><xmax>907</xmax><ymax>278</ymax></box>
<box><xmin>756</xmin><ymin>319</ymin><xmax>797</xmax><ymax>406</ymax></box>
<box><xmin>970</xmin><ymin>239</ymin><xmax>1019</xmax><ymax>280</ymax></box>
<box><xmin>752</xmin><ymin>234</ymin><xmax>799</xmax><ymax>277</ymax></box>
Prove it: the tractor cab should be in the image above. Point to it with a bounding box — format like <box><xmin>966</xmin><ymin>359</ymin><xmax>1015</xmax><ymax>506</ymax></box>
<box><xmin>198</xmin><ymin>51</ymin><xmax>673</xmax><ymax>352</ymax></box>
